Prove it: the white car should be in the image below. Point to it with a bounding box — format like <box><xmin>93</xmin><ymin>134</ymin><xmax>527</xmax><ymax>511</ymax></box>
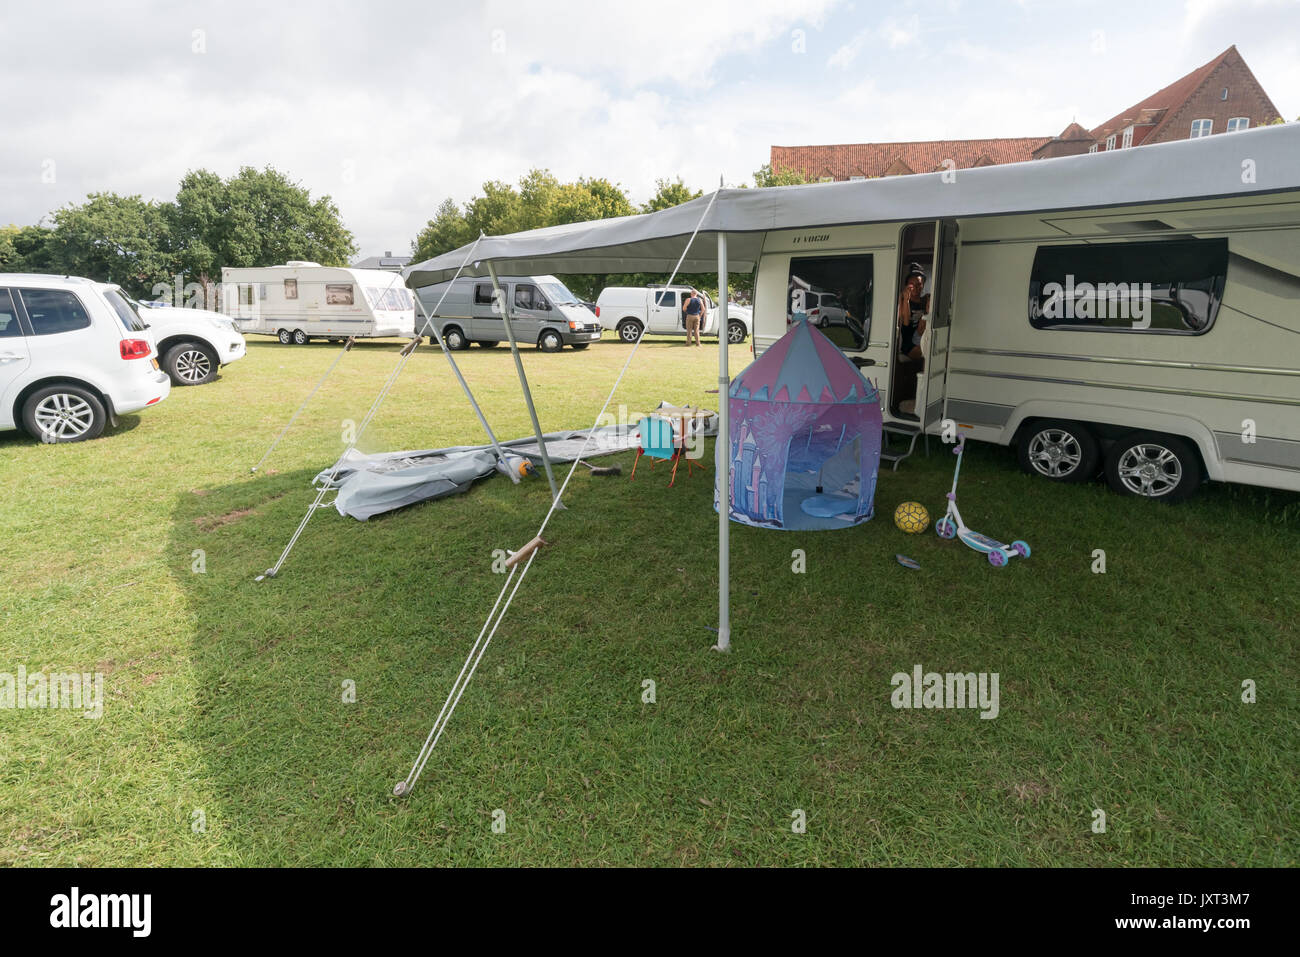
<box><xmin>0</xmin><ymin>274</ymin><xmax>171</xmax><ymax>442</ymax></box>
<box><xmin>596</xmin><ymin>285</ymin><xmax>751</xmax><ymax>343</ymax></box>
<box><xmin>136</xmin><ymin>300</ymin><xmax>246</xmax><ymax>385</ymax></box>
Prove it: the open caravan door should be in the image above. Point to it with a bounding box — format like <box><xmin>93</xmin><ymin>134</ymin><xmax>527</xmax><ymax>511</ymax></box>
<box><xmin>919</xmin><ymin>219</ymin><xmax>958</xmax><ymax>434</ymax></box>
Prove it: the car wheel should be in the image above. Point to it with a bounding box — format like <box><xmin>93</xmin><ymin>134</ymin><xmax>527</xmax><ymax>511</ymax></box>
<box><xmin>1104</xmin><ymin>432</ymin><xmax>1202</xmax><ymax>502</ymax></box>
<box><xmin>23</xmin><ymin>385</ymin><xmax>107</xmax><ymax>443</ymax></box>
<box><xmin>539</xmin><ymin>330</ymin><xmax>563</xmax><ymax>352</ymax></box>
<box><xmin>164</xmin><ymin>341</ymin><xmax>218</xmax><ymax>386</ymax></box>
<box><xmin>571</xmin><ymin>343</ymin><xmax>590</xmax><ymax>350</ymax></box>
<box><xmin>443</xmin><ymin>326</ymin><xmax>468</xmax><ymax>351</ymax></box>
<box><xmin>1017</xmin><ymin>420</ymin><xmax>1100</xmax><ymax>483</ymax></box>
<box><xmin>727</xmin><ymin>320</ymin><xmax>747</xmax><ymax>344</ymax></box>
<box><xmin>277</xmin><ymin>329</ymin><xmax>293</xmax><ymax>345</ymax></box>
<box><xmin>617</xmin><ymin>319</ymin><xmax>643</xmax><ymax>343</ymax></box>
<box><xmin>292</xmin><ymin>329</ymin><xmax>309</xmax><ymax>345</ymax></box>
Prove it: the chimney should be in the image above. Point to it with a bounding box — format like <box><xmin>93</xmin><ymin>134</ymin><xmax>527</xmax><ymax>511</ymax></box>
<box><xmin>384</xmin><ymin>250</ymin><xmax>392</xmax><ymax>257</ymax></box>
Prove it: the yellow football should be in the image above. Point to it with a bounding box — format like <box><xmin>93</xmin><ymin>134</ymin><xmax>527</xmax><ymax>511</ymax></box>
<box><xmin>894</xmin><ymin>501</ymin><xmax>930</xmax><ymax>534</ymax></box>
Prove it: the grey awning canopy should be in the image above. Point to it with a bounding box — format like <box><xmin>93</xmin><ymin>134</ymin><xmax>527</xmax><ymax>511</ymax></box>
<box><xmin>403</xmin><ymin>123</ymin><xmax>1300</xmax><ymax>289</ymax></box>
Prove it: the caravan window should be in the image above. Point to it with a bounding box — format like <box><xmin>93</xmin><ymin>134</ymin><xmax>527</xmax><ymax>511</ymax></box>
<box><xmin>284</xmin><ymin>279</ymin><xmax>298</xmax><ymax>300</ymax></box>
<box><xmin>1028</xmin><ymin>238</ymin><xmax>1228</xmax><ymax>334</ymax></box>
<box><xmin>787</xmin><ymin>254</ymin><xmax>873</xmax><ymax>351</ymax></box>
<box><xmin>326</xmin><ymin>283</ymin><xmax>354</xmax><ymax>305</ymax></box>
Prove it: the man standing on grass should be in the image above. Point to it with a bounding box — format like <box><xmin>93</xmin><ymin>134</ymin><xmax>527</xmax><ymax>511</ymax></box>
<box><xmin>684</xmin><ymin>288</ymin><xmax>705</xmax><ymax>346</ymax></box>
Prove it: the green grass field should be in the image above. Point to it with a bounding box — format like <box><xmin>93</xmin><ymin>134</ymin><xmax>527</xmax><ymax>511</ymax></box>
<box><xmin>1</xmin><ymin>335</ymin><xmax>1296</xmax><ymax>866</ymax></box>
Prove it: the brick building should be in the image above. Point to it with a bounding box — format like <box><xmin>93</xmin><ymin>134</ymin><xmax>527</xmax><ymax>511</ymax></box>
<box><xmin>771</xmin><ymin>45</ymin><xmax>1283</xmax><ymax>181</ymax></box>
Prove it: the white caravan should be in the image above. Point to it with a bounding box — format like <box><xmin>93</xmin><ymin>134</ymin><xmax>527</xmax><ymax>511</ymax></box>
<box><xmin>222</xmin><ymin>262</ymin><xmax>415</xmax><ymax>344</ymax></box>
<box><xmin>405</xmin><ymin>124</ymin><xmax>1300</xmax><ymax>503</ymax></box>
<box><xmin>749</xmin><ymin>191</ymin><xmax>1300</xmax><ymax>501</ymax></box>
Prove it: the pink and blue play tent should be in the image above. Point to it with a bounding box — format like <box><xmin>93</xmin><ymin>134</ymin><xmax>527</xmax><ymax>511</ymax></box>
<box><xmin>721</xmin><ymin>320</ymin><xmax>882</xmax><ymax>530</ymax></box>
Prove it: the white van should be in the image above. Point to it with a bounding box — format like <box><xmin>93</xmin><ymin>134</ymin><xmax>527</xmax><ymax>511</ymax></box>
<box><xmin>596</xmin><ymin>285</ymin><xmax>752</xmax><ymax>344</ymax></box>
<box><xmin>415</xmin><ymin>274</ymin><xmax>601</xmax><ymax>352</ymax></box>
<box><xmin>222</xmin><ymin>262</ymin><xmax>415</xmax><ymax>344</ymax></box>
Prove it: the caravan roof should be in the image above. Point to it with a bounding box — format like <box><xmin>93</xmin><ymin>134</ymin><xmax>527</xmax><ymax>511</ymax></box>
<box><xmin>405</xmin><ymin>123</ymin><xmax>1300</xmax><ymax>287</ymax></box>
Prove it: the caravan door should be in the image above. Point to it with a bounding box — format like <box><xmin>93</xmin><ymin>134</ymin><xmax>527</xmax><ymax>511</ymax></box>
<box><xmin>919</xmin><ymin>220</ymin><xmax>958</xmax><ymax>434</ymax></box>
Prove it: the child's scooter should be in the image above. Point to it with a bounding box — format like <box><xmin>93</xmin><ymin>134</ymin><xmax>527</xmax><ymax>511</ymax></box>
<box><xmin>935</xmin><ymin>439</ymin><xmax>1030</xmax><ymax>568</ymax></box>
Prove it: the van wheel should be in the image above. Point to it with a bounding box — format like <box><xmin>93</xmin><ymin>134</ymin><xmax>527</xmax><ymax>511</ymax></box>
<box><xmin>277</xmin><ymin>329</ymin><xmax>293</xmax><ymax>344</ymax></box>
<box><xmin>617</xmin><ymin>319</ymin><xmax>643</xmax><ymax>343</ymax></box>
<box><xmin>23</xmin><ymin>385</ymin><xmax>107</xmax><ymax>443</ymax></box>
<box><xmin>442</xmin><ymin>327</ymin><xmax>468</xmax><ymax>350</ymax></box>
<box><xmin>164</xmin><ymin>341</ymin><xmax>218</xmax><ymax>385</ymax></box>
<box><xmin>727</xmin><ymin>320</ymin><xmax>747</xmax><ymax>344</ymax></box>
<box><xmin>1017</xmin><ymin>420</ymin><xmax>1099</xmax><ymax>483</ymax></box>
<box><xmin>539</xmin><ymin>330</ymin><xmax>563</xmax><ymax>352</ymax></box>
<box><xmin>292</xmin><ymin>329</ymin><xmax>309</xmax><ymax>345</ymax></box>
<box><xmin>1104</xmin><ymin>432</ymin><xmax>1202</xmax><ymax>502</ymax></box>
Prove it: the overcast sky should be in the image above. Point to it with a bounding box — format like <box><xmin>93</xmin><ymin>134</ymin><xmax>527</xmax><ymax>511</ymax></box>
<box><xmin>1</xmin><ymin>0</ymin><xmax>1295</xmax><ymax>257</ymax></box>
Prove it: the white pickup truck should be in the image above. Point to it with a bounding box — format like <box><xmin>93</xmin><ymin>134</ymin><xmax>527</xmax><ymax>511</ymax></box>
<box><xmin>596</xmin><ymin>285</ymin><xmax>751</xmax><ymax>344</ymax></box>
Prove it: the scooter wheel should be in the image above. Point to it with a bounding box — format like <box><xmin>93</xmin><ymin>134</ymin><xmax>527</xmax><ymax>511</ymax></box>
<box><xmin>1011</xmin><ymin>540</ymin><xmax>1031</xmax><ymax>558</ymax></box>
<box><xmin>988</xmin><ymin>548</ymin><xmax>1009</xmax><ymax>567</ymax></box>
<box><xmin>936</xmin><ymin>517</ymin><xmax>957</xmax><ymax>540</ymax></box>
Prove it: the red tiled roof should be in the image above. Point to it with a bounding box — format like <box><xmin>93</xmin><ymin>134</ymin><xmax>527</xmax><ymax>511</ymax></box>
<box><xmin>1088</xmin><ymin>46</ymin><xmax>1231</xmax><ymax>142</ymax></box>
<box><xmin>771</xmin><ymin>136</ymin><xmax>1052</xmax><ymax>180</ymax></box>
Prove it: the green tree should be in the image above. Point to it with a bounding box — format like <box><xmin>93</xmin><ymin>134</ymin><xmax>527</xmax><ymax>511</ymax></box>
<box><xmin>641</xmin><ymin>177</ymin><xmax>702</xmax><ymax>212</ymax></box>
<box><xmin>47</xmin><ymin>193</ymin><xmax>176</xmax><ymax>296</ymax></box>
<box><xmin>752</xmin><ymin>162</ymin><xmax>812</xmax><ymax>187</ymax></box>
<box><xmin>170</xmin><ymin>166</ymin><xmax>356</xmax><ymax>286</ymax></box>
<box><xmin>0</xmin><ymin>224</ymin><xmax>56</xmax><ymax>272</ymax></box>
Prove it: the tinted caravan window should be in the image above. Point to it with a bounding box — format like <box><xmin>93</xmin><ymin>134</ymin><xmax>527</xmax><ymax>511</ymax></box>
<box><xmin>1029</xmin><ymin>238</ymin><xmax>1228</xmax><ymax>334</ymax></box>
<box><xmin>787</xmin><ymin>254</ymin><xmax>873</xmax><ymax>351</ymax></box>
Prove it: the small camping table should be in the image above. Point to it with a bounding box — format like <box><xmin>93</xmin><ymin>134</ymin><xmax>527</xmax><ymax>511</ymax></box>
<box><xmin>635</xmin><ymin>406</ymin><xmax>712</xmax><ymax>487</ymax></box>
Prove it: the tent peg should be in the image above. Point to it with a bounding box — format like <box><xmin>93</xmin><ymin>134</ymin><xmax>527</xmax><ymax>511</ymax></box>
<box><xmin>504</xmin><ymin>535</ymin><xmax>550</xmax><ymax>569</ymax></box>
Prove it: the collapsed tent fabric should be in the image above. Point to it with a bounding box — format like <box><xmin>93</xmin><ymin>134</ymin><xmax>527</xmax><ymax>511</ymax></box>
<box><xmin>317</xmin><ymin>416</ymin><xmax>715</xmax><ymax>521</ymax></box>
<box><xmin>720</xmin><ymin>321</ymin><xmax>882</xmax><ymax>530</ymax></box>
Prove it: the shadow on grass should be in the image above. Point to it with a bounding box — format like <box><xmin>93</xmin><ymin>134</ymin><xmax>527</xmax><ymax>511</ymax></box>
<box><xmin>167</xmin><ymin>441</ymin><xmax>1300</xmax><ymax>866</ymax></box>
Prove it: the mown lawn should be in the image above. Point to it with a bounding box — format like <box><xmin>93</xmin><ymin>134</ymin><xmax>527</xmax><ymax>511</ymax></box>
<box><xmin>1</xmin><ymin>334</ymin><xmax>1296</xmax><ymax>866</ymax></box>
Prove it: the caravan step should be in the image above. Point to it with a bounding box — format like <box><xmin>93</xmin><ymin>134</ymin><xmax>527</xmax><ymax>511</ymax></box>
<box><xmin>881</xmin><ymin>423</ymin><xmax>922</xmax><ymax>471</ymax></box>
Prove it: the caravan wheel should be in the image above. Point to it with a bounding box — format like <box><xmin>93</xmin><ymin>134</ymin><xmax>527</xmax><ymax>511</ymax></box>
<box><xmin>292</xmin><ymin>329</ymin><xmax>309</xmax><ymax>345</ymax></box>
<box><xmin>277</xmin><ymin>329</ymin><xmax>293</xmax><ymax>345</ymax></box>
<box><xmin>1104</xmin><ymin>433</ymin><xmax>1202</xmax><ymax>503</ymax></box>
<box><xmin>1017</xmin><ymin>420</ymin><xmax>1099</xmax><ymax>483</ymax></box>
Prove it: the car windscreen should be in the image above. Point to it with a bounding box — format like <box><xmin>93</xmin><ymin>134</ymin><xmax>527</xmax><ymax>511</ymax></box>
<box><xmin>539</xmin><ymin>281</ymin><xmax>580</xmax><ymax>306</ymax></box>
<box><xmin>104</xmin><ymin>289</ymin><xmax>147</xmax><ymax>332</ymax></box>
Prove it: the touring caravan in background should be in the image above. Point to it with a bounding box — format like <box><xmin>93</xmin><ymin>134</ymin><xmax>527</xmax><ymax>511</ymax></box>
<box><xmin>222</xmin><ymin>262</ymin><xmax>415</xmax><ymax>344</ymax></box>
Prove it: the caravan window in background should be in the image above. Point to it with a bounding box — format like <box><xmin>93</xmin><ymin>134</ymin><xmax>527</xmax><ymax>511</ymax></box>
<box><xmin>326</xmin><ymin>284</ymin><xmax>354</xmax><ymax>305</ymax></box>
<box><xmin>787</xmin><ymin>254</ymin><xmax>873</xmax><ymax>351</ymax></box>
<box><xmin>284</xmin><ymin>279</ymin><xmax>298</xmax><ymax>299</ymax></box>
<box><xmin>1028</xmin><ymin>238</ymin><xmax>1228</xmax><ymax>334</ymax></box>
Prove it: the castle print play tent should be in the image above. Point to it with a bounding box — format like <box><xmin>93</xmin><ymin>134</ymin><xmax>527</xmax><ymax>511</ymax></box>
<box><xmin>721</xmin><ymin>320</ymin><xmax>883</xmax><ymax>530</ymax></box>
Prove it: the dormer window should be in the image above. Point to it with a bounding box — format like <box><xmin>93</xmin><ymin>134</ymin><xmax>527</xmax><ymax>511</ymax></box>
<box><xmin>1105</xmin><ymin>134</ymin><xmax>1117</xmax><ymax>150</ymax></box>
<box><xmin>1121</xmin><ymin>126</ymin><xmax>1133</xmax><ymax>148</ymax></box>
<box><xmin>1088</xmin><ymin>143</ymin><xmax>1098</xmax><ymax>153</ymax></box>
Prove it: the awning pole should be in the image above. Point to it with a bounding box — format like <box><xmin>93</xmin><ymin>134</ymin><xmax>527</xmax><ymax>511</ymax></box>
<box><xmin>714</xmin><ymin>231</ymin><xmax>731</xmax><ymax>652</ymax></box>
<box><xmin>486</xmin><ymin>261</ymin><xmax>562</xmax><ymax>506</ymax></box>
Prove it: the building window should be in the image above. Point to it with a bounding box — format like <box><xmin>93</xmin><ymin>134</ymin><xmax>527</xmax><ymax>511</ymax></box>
<box><xmin>1121</xmin><ymin>127</ymin><xmax>1133</xmax><ymax>149</ymax></box>
<box><xmin>849</xmin><ymin>175</ymin><xmax>866</xmax><ymax>181</ymax></box>
<box><xmin>325</xmin><ymin>283</ymin><xmax>354</xmax><ymax>305</ymax></box>
<box><xmin>1221</xmin><ymin>87</ymin><xmax>1229</xmax><ymax>100</ymax></box>
<box><xmin>1227</xmin><ymin>117</ymin><xmax>1250</xmax><ymax>132</ymax></box>
<box><xmin>1088</xmin><ymin>143</ymin><xmax>1098</xmax><ymax>154</ymax></box>
<box><xmin>284</xmin><ymin>279</ymin><xmax>298</xmax><ymax>299</ymax></box>
<box><xmin>1028</xmin><ymin>238</ymin><xmax>1228</xmax><ymax>334</ymax></box>
<box><xmin>1190</xmin><ymin>119</ymin><xmax>1213</xmax><ymax>138</ymax></box>
<box><xmin>1105</xmin><ymin>134</ymin><xmax>1116</xmax><ymax>150</ymax></box>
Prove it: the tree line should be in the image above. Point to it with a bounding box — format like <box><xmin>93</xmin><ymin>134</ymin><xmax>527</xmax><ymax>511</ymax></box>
<box><xmin>0</xmin><ymin>167</ymin><xmax>356</xmax><ymax>298</ymax></box>
<box><xmin>2</xmin><ymin>162</ymin><xmax>810</xmax><ymax>301</ymax></box>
